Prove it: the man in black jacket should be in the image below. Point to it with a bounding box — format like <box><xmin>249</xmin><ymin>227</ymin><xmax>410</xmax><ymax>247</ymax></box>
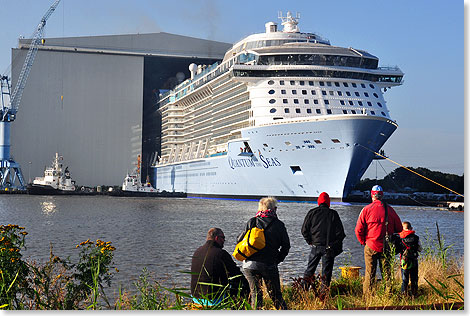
<box><xmin>191</xmin><ymin>227</ymin><xmax>247</xmax><ymax>305</ymax></box>
<box><xmin>238</xmin><ymin>197</ymin><xmax>290</xmax><ymax>310</ymax></box>
<box><xmin>301</xmin><ymin>192</ymin><xmax>346</xmax><ymax>286</ymax></box>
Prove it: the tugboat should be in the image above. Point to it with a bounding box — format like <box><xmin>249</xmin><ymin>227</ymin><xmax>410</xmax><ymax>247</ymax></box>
<box><xmin>113</xmin><ymin>155</ymin><xmax>185</xmax><ymax>197</ymax></box>
<box><xmin>27</xmin><ymin>153</ymin><xmax>77</xmax><ymax>195</ymax></box>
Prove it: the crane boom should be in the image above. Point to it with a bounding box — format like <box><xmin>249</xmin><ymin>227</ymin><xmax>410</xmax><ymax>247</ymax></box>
<box><xmin>8</xmin><ymin>0</ymin><xmax>61</xmax><ymax>118</ymax></box>
<box><xmin>0</xmin><ymin>0</ymin><xmax>61</xmax><ymax>191</ymax></box>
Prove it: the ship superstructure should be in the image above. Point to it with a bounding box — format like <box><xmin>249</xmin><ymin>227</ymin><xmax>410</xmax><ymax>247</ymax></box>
<box><xmin>27</xmin><ymin>152</ymin><xmax>76</xmax><ymax>194</ymax></box>
<box><xmin>153</xmin><ymin>12</ymin><xmax>404</xmax><ymax>200</ymax></box>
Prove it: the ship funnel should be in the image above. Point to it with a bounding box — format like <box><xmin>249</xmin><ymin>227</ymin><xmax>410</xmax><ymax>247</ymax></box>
<box><xmin>265</xmin><ymin>22</ymin><xmax>278</xmax><ymax>33</ymax></box>
<box><xmin>189</xmin><ymin>63</ymin><xmax>197</xmax><ymax>80</ymax></box>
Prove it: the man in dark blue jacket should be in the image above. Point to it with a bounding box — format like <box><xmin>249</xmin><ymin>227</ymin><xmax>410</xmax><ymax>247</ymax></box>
<box><xmin>301</xmin><ymin>192</ymin><xmax>345</xmax><ymax>287</ymax></box>
<box><xmin>191</xmin><ymin>227</ymin><xmax>247</xmax><ymax>305</ymax></box>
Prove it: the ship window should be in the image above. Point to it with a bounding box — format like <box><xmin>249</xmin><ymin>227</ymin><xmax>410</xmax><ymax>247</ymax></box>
<box><xmin>269</xmin><ymin>99</ymin><xmax>276</xmax><ymax>104</ymax></box>
<box><xmin>322</xmin><ymin>91</ymin><xmax>327</xmax><ymax>96</ymax></box>
<box><xmin>311</xmin><ymin>90</ymin><xmax>316</xmax><ymax>95</ymax></box>
<box><xmin>307</xmin><ymin>108</ymin><xmax>312</xmax><ymax>113</ymax></box>
<box><xmin>358</xmin><ymin>101</ymin><xmax>363</xmax><ymax>106</ymax></box>
<box><xmin>364</xmin><ymin>92</ymin><xmax>369</xmax><ymax>97</ymax></box>
<box><xmin>314</xmin><ymin>140</ymin><xmax>322</xmax><ymax>144</ymax></box>
<box><xmin>302</xmin><ymin>90</ymin><xmax>307</xmax><ymax>95</ymax></box>
<box><xmin>281</xmin><ymin>89</ymin><xmax>286</xmax><ymax>94</ymax></box>
<box><xmin>327</xmin><ymin>109</ymin><xmax>332</xmax><ymax>114</ymax></box>
<box><xmin>280</xmin><ymin>80</ymin><xmax>285</xmax><ymax>85</ymax></box>
<box><xmin>316</xmin><ymin>109</ymin><xmax>321</xmax><ymax>114</ymax></box>
<box><xmin>300</xmin><ymin>81</ymin><xmax>305</xmax><ymax>86</ymax></box>
<box><xmin>371</xmin><ymin>111</ymin><xmax>375</xmax><ymax>115</ymax></box>
<box><xmin>346</xmin><ymin>91</ymin><xmax>351</xmax><ymax>96</ymax></box>
<box><xmin>324</xmin><ymin>100</ymin><xmax>329</xmax><ymax>105</ymax></box>
<box><xmin>355</xmin><ymin>92</ymin><xmax>360</xmax><ymax>96</ymax></box>
<box><xmin>283</xmin><ymin>99</ymin><xmax>288</xmax><ymax>104</ymax></box>
<box><xmin>352</xmin><ymin>83</ymin><xmax>357</xmax><ymax>88</ymax></box>
<box><xmin>295</xmin><ymin>108</ymin><xmax>301</xmax><ymax>113</ymax></box>
<box><xmin>327</xmin><ymin>82</ymin><xmax>332</xmax><ymax>86</ymax></box>
<box><xmin>290</xmin><ymin>166</ymin><xmax>302</xmax><ymax>174</ymax></box>
<box><xmin>340</xmin><ymin>100</ymin><xmax>345</xmax><ymax>105</ymax></box>
<box><xmin>284</xmin><ymin>108</ymin><xmax>290</xmax><ymax>113</ymax></box>
<box><xmin>329</xmin><ymin>91</ymin><xmax>334</xmax><ymax>96</ymax></box>
<box><xmin>319</xmin><ymin>81</ymin><xmax>325</xmax><ymax>86</ymax></box>
<box><xmin>351</xmin><ymin>110</ymin><xmax>356</xmax><ymax>114</ymax></box>
<box><xmin>343</xmin><ymin>110</ymin><xmax>348</xmax><ymax>114</ymax></box>
<box><xmin>381</xmin><ymin>111</ymin><xmax>386</xmax><ymax>116</ymax></box>
<box><xmin>294</xmin><ymin>99</ymin><xmax>299</xmax><ymax>104</ymax></box>
<box><xmin>290</xmin><ymin>80</ymin><xmax>295</xmax><ymax>85</ymax></box>
<box><xmin>377</xmin><ymin>102</ymin><xmax>382</xmax><ymax>107</ymax></box>
<box><xmin>268</xmin><ymin>80</ymin><xmax>275</xmax><ymax>85</ymax></box>
<box><xmin>367</xmin><ymin>101</ymin><xmax>372</xmax><ymax>106</ymax></box>
<box><xmin>373</xmin><ymin>93</ymin><xmax>379</xmax><ymax>98</ymax></box>
<box><xmin>292</xmin><ymin>90</ymin><xmax>297</xmax><ymax>94</ymax></box>
<box><xmin>349</xmin><ymin>101</ymin><xmax>354</xmax><ymax>105</ymax></box>
<box><xmin>332</xmin><ymin>139</ymin><xmax>340</xmax><ymax>143</ymax></box>
<box><xmin>343</xmin><ymin>82</ymin><xmax>349</xmax><ymax>87</ymax></box>
<box><xmin>337</xmin><ymin>91</ymin><xmax>343</xmax><ymax>96</ymax></box>
<box><xmin>314</xmin><ymin>99</ymin><xmax>319</xmax><ymax>104</ymax></box>
<box><xmin>369</xmin><ymin>84</ymin><xmax>375</xmax><ymax>89</ymax></box>
<box><xmin>309</xmin><ymin>81</ymin><xmax>314</xmax><ymax>86</ymax></box>
<box><xmin>268</xmin><ymin>89</ymin><xmax>275</xmax><ymax>94</ymax></box>
<box><xmin>273</xmin><ymin>117</ymin><xmax>283</xmax><ymax>120</ymax></box>
<box><xmin>361</xmin><ymin>83</ymin><xmax>366</xmax><ymax>88</ymax></box>
<box><xmin>304</xmin><ymin>99</ymin><xmax>309</xmax><ymax>104</ymax></box>
<box><xmin>270</xmin><ymin>108</ymin><xmax>277</xmax><ymax>113</ymax></box>
<box><xmin>334</xmin><ymin>82</ymin><xmax>340</xmax><ymax>87</ymax></box>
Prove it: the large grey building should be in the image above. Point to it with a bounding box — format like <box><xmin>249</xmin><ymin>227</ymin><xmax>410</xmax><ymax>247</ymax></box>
<box><xmin>10</xmin><ymin>32</ymin><xmax>231</xmax><ymax>187</ymax></box>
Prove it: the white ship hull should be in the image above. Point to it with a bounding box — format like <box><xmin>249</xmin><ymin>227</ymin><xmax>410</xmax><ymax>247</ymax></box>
<box><xmin>155</xmin><ymin>116</ymin><xmax>396</xmax><ymax>200</ymax></box>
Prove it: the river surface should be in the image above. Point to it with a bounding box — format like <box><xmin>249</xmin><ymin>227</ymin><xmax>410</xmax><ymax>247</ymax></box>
<box><xmin>0</xmin><ymin>195</ymin><xmax>464</xmax><ymax>300</ymax></box>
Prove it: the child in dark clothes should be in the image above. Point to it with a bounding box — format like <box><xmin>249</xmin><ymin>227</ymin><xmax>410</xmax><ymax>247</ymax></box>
<box><xmin>399</xmin><ymin>221</ymin><xmax>422</xmax><ymax>296</ymax></box>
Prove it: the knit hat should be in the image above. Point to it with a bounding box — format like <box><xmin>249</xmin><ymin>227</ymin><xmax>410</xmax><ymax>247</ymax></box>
<box><xmin>371</xmin><ymin>185</ymin><xmax>384</xmax><ymax>198</ymax></box>
<box><xmin>317</xmin><ymin>192</ymin><xmax>330</xmax><ymax>207</ymax></box>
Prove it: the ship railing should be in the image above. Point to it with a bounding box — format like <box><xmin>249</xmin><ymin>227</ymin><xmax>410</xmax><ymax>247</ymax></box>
<box><xmin>160</xmin><ymin>62</ymin><xmax>232</xmax><ymax>105</ymax></box>
<box><xmin>377</xmin><ymin>65</ymin><xmax>402</xmax><ymax>72</ymax></box>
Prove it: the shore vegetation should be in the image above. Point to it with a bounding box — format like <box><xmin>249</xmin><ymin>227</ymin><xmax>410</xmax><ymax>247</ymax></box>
<box><xmin>0</xmin><ymin>222</ymin><xmax>463</xmax><ymax>310</ymax></box>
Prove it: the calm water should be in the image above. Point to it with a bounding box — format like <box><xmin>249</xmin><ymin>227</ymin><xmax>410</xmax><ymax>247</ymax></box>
<box><xmin>0</xmin><ymin>195</ymin><xmax>464</xmax><ymax>298</ymax></box>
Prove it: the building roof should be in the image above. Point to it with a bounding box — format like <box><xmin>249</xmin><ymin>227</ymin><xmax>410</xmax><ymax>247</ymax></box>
<box><xmin>19</xmin><ymin>32</ymin><xmax>232</xmax><ymax>59</ymax></box>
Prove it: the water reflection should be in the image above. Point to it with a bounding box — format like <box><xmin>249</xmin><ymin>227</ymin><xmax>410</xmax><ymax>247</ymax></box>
<box><xmin>41</xmin><ymin>198</ymin><xmax>57</xmax><ymax>215</ymax></box>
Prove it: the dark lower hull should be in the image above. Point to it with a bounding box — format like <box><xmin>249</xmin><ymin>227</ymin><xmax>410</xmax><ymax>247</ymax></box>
<box><xmin>27</xmin><ymin>184</ymin><xmax>89</xmax><ymax>196</ymax></box>
<box><xmin>109</xmin><ymin>189</ymin><xmax>186</xmax><ymax>198</ymax></box>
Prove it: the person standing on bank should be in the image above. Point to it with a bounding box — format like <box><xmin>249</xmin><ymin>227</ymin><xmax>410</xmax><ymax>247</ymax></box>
<box><xmin>191</xmin><ymin>227</ymin><xmax>248</xmax><ymax>305</ymax></box>
<box><xmin>355</xmin><ymin>185</ymin><xmax>402</xmax><ymax>296</ymax></box>
<box><xmin>301</xmin><ymin>192</ymin><xmax>346</xmax><ymax>287</ymax></box>
<box><xmin>238</xmin><ymin>197</ymin><xmax>290</xmax><ymax>310</ymax></box>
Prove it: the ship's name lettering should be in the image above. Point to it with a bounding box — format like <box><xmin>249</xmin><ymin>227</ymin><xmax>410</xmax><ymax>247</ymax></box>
<box><xmin>259</xmin><ymin>155</ymin><xmax>281</xmax><ymax>169</ymax></box>
<box><xmin>228</xmin><ymin>157</ymin><xmax>256</xmax><ymax>169</ymax></box>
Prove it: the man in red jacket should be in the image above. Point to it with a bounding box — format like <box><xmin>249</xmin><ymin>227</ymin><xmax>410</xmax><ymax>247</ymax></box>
<box><xmin>355</xmin><ymin>185</ymin><xmax>402</xmax><ymax>296</ymax></box>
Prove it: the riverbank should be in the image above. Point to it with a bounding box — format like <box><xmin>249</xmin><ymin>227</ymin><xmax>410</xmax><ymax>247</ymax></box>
<box><xmin>0</xmin><ymin>222</ymin><xmax>463</xmax><ymax>310</ymax></box>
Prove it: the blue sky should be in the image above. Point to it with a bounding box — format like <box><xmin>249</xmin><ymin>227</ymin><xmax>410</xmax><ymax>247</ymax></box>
<box><xmin>0</xmin><ymin>0</ymin><xmax>464</xmax><ymax>180</ymax></box>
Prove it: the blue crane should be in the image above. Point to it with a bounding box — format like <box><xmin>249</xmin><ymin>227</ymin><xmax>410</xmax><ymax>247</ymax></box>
<box><xmin>0</xmin><ymin>0</ymin><xmax>61</xmax><ymax>191</ymax></box>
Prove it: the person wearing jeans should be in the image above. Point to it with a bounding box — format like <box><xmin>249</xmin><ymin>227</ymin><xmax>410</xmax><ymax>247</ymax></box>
<box><xmin>237</xmin><ymin>197</ymin><xmax>290</xmax><ymax>309</ymax></box>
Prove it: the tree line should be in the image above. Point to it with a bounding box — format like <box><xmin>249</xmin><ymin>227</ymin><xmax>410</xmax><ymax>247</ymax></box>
<box><xmin>354</xmin><ymin>167</ymin><xmax>464</xmax><ymax>195</ymax></box>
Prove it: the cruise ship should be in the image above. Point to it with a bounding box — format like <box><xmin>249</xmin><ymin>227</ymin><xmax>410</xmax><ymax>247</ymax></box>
<box><xmin>152</xmin><ymin>12</ymin><xmax>404</xmax><ymax>201</ymax></box>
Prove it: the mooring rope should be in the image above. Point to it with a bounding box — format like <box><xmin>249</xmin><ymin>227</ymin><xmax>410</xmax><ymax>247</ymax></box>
<box><xmin>356</xmin><ymin>143</ymin><xmax>464</xmax><ymax>198</ymax></box>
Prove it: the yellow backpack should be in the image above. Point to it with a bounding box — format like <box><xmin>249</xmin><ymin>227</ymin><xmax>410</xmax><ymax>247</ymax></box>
<box><xmin>233</xmin><ymin>219</ymin><xmax>273</xmax><ymax>261</ymax></box>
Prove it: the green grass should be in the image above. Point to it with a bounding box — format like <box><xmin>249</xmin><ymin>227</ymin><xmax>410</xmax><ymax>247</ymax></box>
<box><xmin>0</xmin><ymin>223</ymin><xmax>464</xmax><ymax>310</ymax></box>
